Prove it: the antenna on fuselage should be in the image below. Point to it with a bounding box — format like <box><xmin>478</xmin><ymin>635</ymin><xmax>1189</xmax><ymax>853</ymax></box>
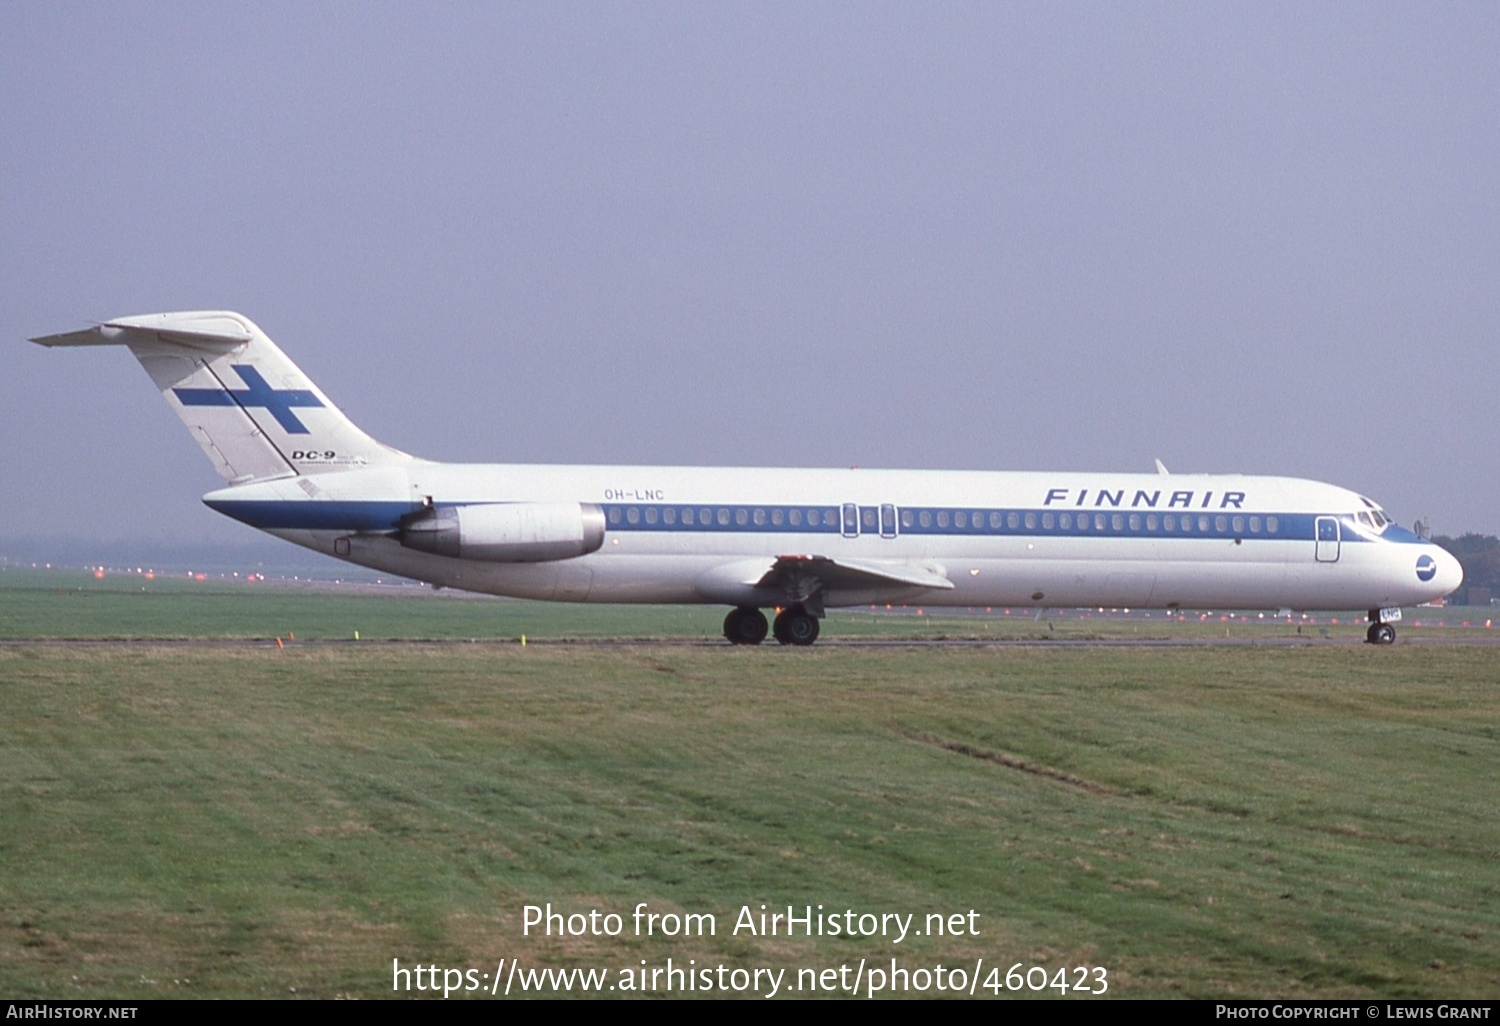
<box><xmin>1154</xmin><ymin>458</ymin><xmax>1170</xmax><ymax>476</ymax></box>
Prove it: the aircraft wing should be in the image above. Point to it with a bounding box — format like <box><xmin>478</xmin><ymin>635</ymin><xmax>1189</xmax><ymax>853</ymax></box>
<box><xmin>755</xmin><ymin>555</ymin><xmax>955</xmax><ymax>599</ymax></box>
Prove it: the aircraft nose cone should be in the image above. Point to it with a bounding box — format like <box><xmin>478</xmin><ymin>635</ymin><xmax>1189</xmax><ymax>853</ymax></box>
<box><xmin>1428</xmin><ymin>546</ymin><xmax>1464</xmax><ymax>598</ymax></box>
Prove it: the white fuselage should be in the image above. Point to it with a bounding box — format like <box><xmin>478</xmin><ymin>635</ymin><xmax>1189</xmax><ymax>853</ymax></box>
<box><xmin>31</xmin><ymin>310</ymin><xmax>1463</xmax><ymax>630</ymax></box>
<box><xmin>205</xmin><ymin>462</ymin><xmax>1462</xmax><ymax>613</ymax></box>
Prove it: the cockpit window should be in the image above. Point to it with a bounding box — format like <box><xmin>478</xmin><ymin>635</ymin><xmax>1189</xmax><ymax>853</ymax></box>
<box><xmin>1357</xmin><ymin>499</ymin><xmax>1396</xmax><ymax>531</ymax></box>
<box><xmin>1358</xmin><ymin>511</ymin><xmax>1374</xmax><ymax>528</ymax></box>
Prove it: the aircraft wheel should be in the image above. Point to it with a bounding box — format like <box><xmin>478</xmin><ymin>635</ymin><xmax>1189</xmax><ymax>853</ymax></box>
<box><xmin>773</xmin><ymin>607</ymin><xmax>820</xmax><ymax>646</ymax></box>
<box><xmin>1372</xmin><ymin>622</ymin><xmax>1396</xmax><ymax>645</ymax></box>
<box><xmin>723</xmin><ymin>607</ymin><xmax>767</xmax><ymax>645</ymax></box>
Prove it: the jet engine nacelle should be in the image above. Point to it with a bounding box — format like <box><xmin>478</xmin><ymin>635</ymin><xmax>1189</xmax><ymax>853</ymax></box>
<box><xmin>400</xmin><ymin>502</ymin><xmax>606</xmax><ymax>562</ymax></box>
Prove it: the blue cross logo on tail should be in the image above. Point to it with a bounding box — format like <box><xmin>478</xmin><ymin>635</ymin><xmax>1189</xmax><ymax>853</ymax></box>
<box><xmin>173</xmin><ymin>365</ymin><xmax>324</xmax><ymax>434</ymax></box>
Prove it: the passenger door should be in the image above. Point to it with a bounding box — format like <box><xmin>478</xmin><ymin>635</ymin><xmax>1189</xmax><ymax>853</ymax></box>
<box><xmin>1315</xmin><ymin>516</ymin><xmax>1340</xmax><ymax>562</ymax></box>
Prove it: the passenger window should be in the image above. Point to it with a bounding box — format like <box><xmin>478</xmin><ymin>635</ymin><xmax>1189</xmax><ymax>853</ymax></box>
<box><xmin>919</xmin><ymin>511</ymin><xmax>932</xmax><ymax>528</ymax></box>
<box><xmin>863</xmin><ymin>508</ymin><xmax>876</xmax><ymax>528</ymax></box>
<box><xmin>608</xmin><ymin>507</ymin><xmax>621</xmax><ymax>525</ymax></box>
<box><xmin>901</xmin><ymin>510</ymin><xmax>913</xmax><ymax>528</ymax></box>
<box><xmin>1215</xmin><ymin>516</ymin><xmax>1227</xmax><ymax>532</ymax></box>
<box><xmin>771</xmin><ymin>508</ymin><xmax>784</xmax><ymax>526</ymax></box>
<box><xmin>1249</xmin><ymin>516</ymin><xmax>1260</xmax><ymax>533</ymax></box>
<box><xmin>1232</xmin><ymin>516</ymin><xmax>1243</xmax><ymax>533</ymax></box>
<box><xmin>1198</xmin><ymin>516</ymin><xmax>1210</xmax><ymax>532</ymax></box>
<box><xmin>753</xmin><ymin>508</ymin><xmax>766</xmax><ymax>526</ymax></box>
<box><xmin>954</xmin><ymin>511</ymin><xmax>967</xmax><ymax>529</ymax></box>
<box><xmin>1146</xmin><ymin>514</ymin><xmax>1157</xmax><ymax>531</ymax></box>
<box><xmin>717</xmin><ymin>508</ymin><xmax>730</xmax><ymax>526</ymax></box>
<box><xmin>989</xmin><ymin>512</ymin><xmax>1002</xmax><ymax>529</ymax></box>
<box><xmin>680</xmin><ymin>507</ymin><xmax>693</xmax><ymax>525</ymax></box>
<box><xmin>1007</xmin><ymin>512</ymin><xmax>1020</xmax><ymax>529</ymax></box>
<box><xmin>1095</xmin><ymin>513</ymin><xmax>1106</xmax><ymax>531</ymax></box>
<box><xmin>1111</xmin><ymin>514</ymin><xmax>1124</xmax><ymax>531</ymax></box>
<box><xmin>1164</xmin><ymin>515</ymin><xmax>1174</xmax><ymax>531</ymax></box>
<box><xmin>937</xmin><ymin>511</ymin><xmax>950</xmax><ymax>528</ymax></box>
<box><xmin>1025</xmin><ymin>512</ymin><xmax>1037</xmax><ymax>529</ymax></box>
<box><xmin>1128</xmin><ymin>514</ymin><xmax>1140</xmax><ymax>531</ymax></box>
<box><xmin>735</xmin><ymin>509</ymin><xmax>749</xmax><ymax>526</ymax></box>
<box><xmin>644</xmin><ymin>507</ymin><xmax>658</xmax><ymax>524</ymax></box>
<box><xmin>1060</xmin><ymin>513</ymin><xmax>1072</xmax><ymax>529</ymax></box>
<box><xmin>627</xmin><ymin>507</ymin><xmax>640</xmax><ymax>524</ymax></box>
<box><xmin>1077</xmin><ymin>513</ymin><xmax>1088</xmax><ymax>530</ymax></box>
<box><xmin>1267</xmin><ymin>516</ymin><xmax>1278</xmax><ymax>533</ymax></box>
<box><xmin>1042</xmin><ymin>513</ymin><xmax>1054</xmax><ymax>529</ymax></box>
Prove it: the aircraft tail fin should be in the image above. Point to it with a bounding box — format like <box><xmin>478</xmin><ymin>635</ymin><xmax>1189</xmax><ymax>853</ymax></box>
<box><xmin>31</xmin><ymin>311</ymin><xmax>411</xmax><ymax>484</ymax></box>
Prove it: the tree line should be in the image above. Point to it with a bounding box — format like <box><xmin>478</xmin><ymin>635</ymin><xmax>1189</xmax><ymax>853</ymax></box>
<box><xmin>1433</xmin><ymin>534</ymin><xmax>1500</xmax><ymax>606</ymax></box>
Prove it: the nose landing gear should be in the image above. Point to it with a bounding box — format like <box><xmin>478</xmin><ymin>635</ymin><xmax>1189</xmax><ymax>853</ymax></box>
<box><xmin>1365</xmin><ymin>609</ymin><xmax>1397</xmax><ymax>645</ymax></box>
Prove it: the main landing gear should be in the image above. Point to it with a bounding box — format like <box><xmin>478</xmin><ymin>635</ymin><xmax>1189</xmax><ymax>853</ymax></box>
<box><xmin>722</xmin><ymin>605</ymin><xmax>820</xmax><ymax>646</ymax></box>
<box><xmin>773</xmin><ymin>606</ymin><xmax>820</xmax><ymax>646</ymax></box>
<box><xmin>1366</xmin><ymin>609</ymin><xmax>1396</xmax><ymax>645</ymax></box>
<box><xmin>723</xmin><ymin>607</ymin><xmax>768</xmax><ymax>645</ymax></box>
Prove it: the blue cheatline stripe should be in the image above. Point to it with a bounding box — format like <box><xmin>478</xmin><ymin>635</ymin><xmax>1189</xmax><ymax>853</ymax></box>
<box><xmin>204</xmin><ymin>500</ymin><xmax>417</xmax><ymax>531</ymax></box>
<box><xmin>605</xmin><ymin>503</ymin><xmax>845</xmax><ymax>534</ymax></box>
<box><xmin>601</xmin><ymin>503</ymin><xmax>1363</xmax><ymax>544</ymax></box>
<box><xmin>203</xmin><ymin>497</ymin><xmax>1388</xmax><ymax>546</ymax></box>
<box><xmin>173</xmin><ymin>364</ymin><xmax>324</xmax><ymax>434</ymax></box>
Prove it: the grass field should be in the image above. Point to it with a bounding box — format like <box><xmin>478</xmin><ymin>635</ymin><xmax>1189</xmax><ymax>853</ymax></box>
<box><xmin>2</xmin><ymin>567</ymin><xmax>1494</xmax><ymax>643</ymax></box>
<box><xmin>1</xmin><ymin>569</ymin><xmax>1497</xmax><ymax>999</ymax></box>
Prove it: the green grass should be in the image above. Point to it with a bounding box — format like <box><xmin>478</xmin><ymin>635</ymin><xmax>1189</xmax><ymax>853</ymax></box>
<box><xmin>1</xmin><ymin>628</ymin><xmax>1497</xmax><ymax>998</ymax></box>
<box><xmin>2</xmin><ymin>567</ymin><xmax>1494</xmax><ymax>643</ymax></box>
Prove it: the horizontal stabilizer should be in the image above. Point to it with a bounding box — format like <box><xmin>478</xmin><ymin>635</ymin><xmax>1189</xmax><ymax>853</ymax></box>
<box><xmin>30</xmin><ymin>326</ymin><xmax>123</xmax><ymax>348</ymax></box>
<box><xmin>31</xmin><ymin>310</ymin><xmax>410</xmax><ymax>483</ymax></box>
<box><xmin>32</xmin><ymin>312</ymin><xmax>254</xmax><ymax>350</ymax></box>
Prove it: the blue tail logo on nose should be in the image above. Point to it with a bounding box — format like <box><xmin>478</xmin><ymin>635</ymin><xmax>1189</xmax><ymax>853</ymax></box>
<box><xmin>1416</xmin><ymin>554</ymin><xmax>1437</xmax><ymax>582</ymax></box>
<box><xmin>173</xmin><ymin>365</ymin><xmax>324</xmax><ymax>434</ymax></box>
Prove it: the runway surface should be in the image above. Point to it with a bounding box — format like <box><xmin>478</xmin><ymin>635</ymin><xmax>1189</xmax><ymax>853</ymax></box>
<box><xmin>7</xmin><ymin>633</ymin><xmax>1500</xmax><ymax>649</ymax></box>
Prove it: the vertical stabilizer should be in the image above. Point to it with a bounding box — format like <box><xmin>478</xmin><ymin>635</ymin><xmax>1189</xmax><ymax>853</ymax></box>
<box><xmin>31</xmin><ymin>311</ymin><xmax>411</xmax><ymax>484</ymax></box>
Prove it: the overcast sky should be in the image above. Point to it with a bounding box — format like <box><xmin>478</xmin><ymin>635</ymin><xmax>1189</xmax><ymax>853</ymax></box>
<box><xmin>4</xmin><ymin>2</ymin><xmax>1497</xmax><ymax>561</ymax></box>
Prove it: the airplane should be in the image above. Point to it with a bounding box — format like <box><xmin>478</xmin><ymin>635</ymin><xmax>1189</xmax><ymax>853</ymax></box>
<box><xmin>32</xmin><ymin>310</ymin><xmax>1462</xmax><ymax>646</ymax></box>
